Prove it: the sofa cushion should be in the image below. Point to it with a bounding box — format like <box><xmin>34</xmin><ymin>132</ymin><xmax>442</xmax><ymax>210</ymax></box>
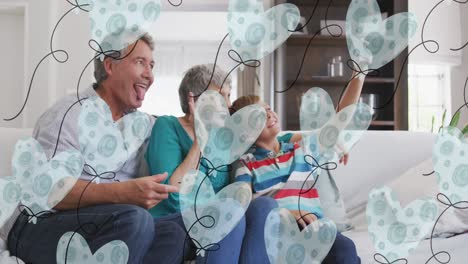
<box><xmin>388</xmin><ymin>158</ymin><xmax>468</xmax><ymax>237</ymax></box>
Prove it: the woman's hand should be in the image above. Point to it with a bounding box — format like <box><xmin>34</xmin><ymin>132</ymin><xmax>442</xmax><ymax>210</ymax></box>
<box><xmin>167</xmin><ymin>92</ymin><xmax>201</xmax><ymax>186</ymax></box>
<box><xmin>187</xmin><ymin>92</ymin><xmax>196</xmax><ymax>126</ymax></box>
<box><xmin>289</xmin><ymin>210</ymin><xmax>318</xmax><ymax>230</ymax></box>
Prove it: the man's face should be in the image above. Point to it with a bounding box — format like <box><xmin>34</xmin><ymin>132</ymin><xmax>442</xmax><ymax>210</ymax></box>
<box><xmin>105</xmin><ymin>41</ymin><xmax>155</xmax><ymax>110</ymax></box>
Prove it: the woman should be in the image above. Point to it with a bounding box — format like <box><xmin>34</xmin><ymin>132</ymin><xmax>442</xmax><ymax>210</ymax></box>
<box><xmin>145</xmin><ymin>64</ymin><xmax>277</xmax><ymax>263</ymax></box>
<box><xmin>230</xmin><ymin>72</ymin><xmax>365</xmax><ymax>263</ymax></box>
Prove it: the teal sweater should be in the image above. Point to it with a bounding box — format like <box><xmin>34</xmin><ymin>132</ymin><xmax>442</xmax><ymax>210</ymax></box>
<box><xmin>146</xmin><ymin>116</ymin><xmax>230</xmax><ymax>217</ymax></box>
<box><xmin>145</xmin><ymin>115</ymin><xmax>293</xmax><ymax>218</ymax></box>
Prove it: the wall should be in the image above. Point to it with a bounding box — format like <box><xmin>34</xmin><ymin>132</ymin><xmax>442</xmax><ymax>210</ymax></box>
<box><xmin>409</xmin><ymin>0</ymin><xmax>463</xmax><ymax>65</ymax></box>
<box><xmin>54</xmin><ymin>1</ymin><xmax>94</xmax><ymax>98</ymax></box>
<box><xmin>0</xmin><ymin>0</ymin><xmax>58</xmax><ymax>128</ymax></box>
<box><xmin>409</xmin><ymin>0</ymin><xmax>467</xmax><ymax>128</ymax></box>
<box><xmin>0</xmin><ymin>1</ymin><xmax>250</xmax><ymax>128</ymax></box>
<box><xmin>450</xmin><ymin>6</ymin><xmax>468</xmax><ymax>127</ymax></box>
<box><xmin>0</xmin><ymin>10</ymin><xmax>24</xmax><ymax>128</ymax></box>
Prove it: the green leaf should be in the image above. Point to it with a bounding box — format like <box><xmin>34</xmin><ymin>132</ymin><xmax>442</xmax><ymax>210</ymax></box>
<box><xmin>462</xmin><ymin>124</ymin><xmax>468</xmax><ymax>135</ymax></box>
<box><xmin>450</xmin><ymin>111</ymin><xmax>461</xmax><ymax>127</ymax></box>
<box><xmin>439</xmin><ymin>109</ymin><xmax>447</xmax><ymax>133</ymax></box>
<box><xmin>431</xmin><ymin>116</ymin><xmax>435</xmax><ymax>133</ymax></box>
<box><xmin>441</xmin><ymin>109</ymin><xmax>447</xmax><ymax>126</ymax></box>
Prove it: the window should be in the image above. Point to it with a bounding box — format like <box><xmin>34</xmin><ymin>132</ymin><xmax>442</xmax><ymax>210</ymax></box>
<box><xmin>408</xmin><ymin>64</ymin><xmax>451</xmax><ymax>132</ymax></box>
<box><xmin>139</xmin><ymin>11</ymin><xmax>239</xmax><ymax>117</ymax></box>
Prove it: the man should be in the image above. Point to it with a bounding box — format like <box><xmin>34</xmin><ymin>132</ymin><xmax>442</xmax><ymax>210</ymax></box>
<box><xmin>7</xmin><ymin>33</ymin><xmax>188</xmax><ymax>263</ymax></box>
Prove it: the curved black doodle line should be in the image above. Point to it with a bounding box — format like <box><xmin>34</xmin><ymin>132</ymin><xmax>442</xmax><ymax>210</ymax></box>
<box><xmin>188</xmin><ymin>33</ymin><xmax>229</xmax><ymax>98</ymax></box>
<box><xmin>167</xmin><ymin>0</ymin><xmax>183</xmax><ymax>7</ymax></box>
<box><xmin>76</xmin><ymin>39</ymin><xmax>141</xmax><ymax>104</ymax></box>
<box><xmin>65</xmin><ymin>0</ymin><xmax>91</xmax><ymax>12</ymax></box>
<box><xmin>51</xmin><ymin>3</ymin><xmax>89</xmax><ymax>61</ymax></box>
<box><xmin>372</xmin><ymin>40</ymin><xmax>438</xmax><ymax>111</ymax></box>
<box><xmin>296</xmin><ymin>155</ymin><xmax>338</xmax><ymax>224</ymax></box>
<box><xmin>189</xmin><ymin>33</ymin><xmax>261</xmax><ymax>98</ymax></box>
<box><xmin>51</xmin><ymin>97</ymin><xmax>88</xmax><ymax>158</ymax></box>
<box><xmin>420</xmin><ymin>79</ymin><xmax>468</xmax><ymax>263</ymax></box>
<box><xmin>62</xmin><ymin>216</ymin><xmax>116</xmax><ymax>264</ymax></box>
<box><xmin>335</xmin><ymin>59</ymin><xmax>381</xmax><ymax>112</ymax></box>
<box><xmin>275</xmin><ymin>24</ymin><xmax>343</xmax><ymax>94</ymax></box>
<box><xmin>420</xmin><ymin>0</ymin><xmax>444</xmax><ymax>54</ymax></box>
<box><xmin>336</xmin><ymin>40</ymin><xmax>439</xmax><ymax>114</ymax></box>
<box><xmin>4</xmin><ymin>0</ymin><xmax>90</xmax><ymax>121</ymax></box>
<box><xmin>13</xmin><ymin>205</ymin><xmax>57</xmax><ymax>264</ymax></box>
<box><xmin>423</xmin><ymin>77</ymin><xmax>468</xmax><ymax>177</ymax></box>
<box><xmin>11</xmin><ymin>164</ymin><xmax>121</xmax><ymax>263</ymax></box>
<box><xmin>12</xmin><ymin>97</ymin><xmax>133</xmax><ymax>262</ymax></box>
<box><xmin>373</xmin><ymin>253</ymin><xmax>408</xmax><ymax>264</ymax></box>
<box><xmin>424</xmin><ymin>193</ymin><xmax>468</xmax><ymax>264</ymax></box>
<box><xmin>59</xmin><ymin>161</ymin><xmax>131</xmax><ymax>263</ymax></box>
<box><xmin>323</xmin><ymin>0</ymin><xmax>340</xmax><ymax>37</ymax></box>
<box><xmin>223</xmin><ymin>49</ymin><xmax>261</xmax><ymax>88</ymax></box>
<box><xmin>423</xmin><ymin>171</ymin><xmax>435</xmax><ymax>176</ymax></box>
<box><xmin>421</xmin><ymin>0</ymin><xmax>468</xmax><ymax>53</ymax></box>
<box><xmin>180</xmin><ymin>156</ymin><xmax>234</xmax><ymax>262</ymax></box>
<box><xmin>450</xmin><ymin>41</ymin><xmax>468</xmax><ymax>52</ymax></box>
<box><xmin>288</xmin><ymin>0</ymin><xmax>320</xmax><ymax>33</ymax></box>
<box><xmin>72</xmin><ymin>165</ymin><xmax>120</xmax><ymax>234</ymax></box>
<box><xmin>334</xmin><ymin>0</ymin><xmax>461</xmax><ymax>115</ymax></box>
<box><xmin>276</xmin><ymin>0</ymin><xmax>342</xmax><ymax>94</ymax></box>
<box><xmin>3</xmin><ymin>50</ymin><xmax>68</xmax><ymax>122</ymax></box>
<box><xmin>325</xmin><ymin>0</ymin><xmax>343</xmax><ymax>38</ymax></box>
<box><xmin>7</xmin><ymin>1</ymin><xmax>193</xmax><ymax>263</ymax></box>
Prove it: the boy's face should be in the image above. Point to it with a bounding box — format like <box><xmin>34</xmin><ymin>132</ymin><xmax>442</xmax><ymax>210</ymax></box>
<box><xmin>256</xmin><ymin>102</ymin><xmax>281</xmax><ymax>142</ymax></box>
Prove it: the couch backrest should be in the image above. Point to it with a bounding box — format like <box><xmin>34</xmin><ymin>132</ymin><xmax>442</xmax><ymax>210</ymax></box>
<box><xmin>0</xmin><ymin>128</ymin><xmax>33</xmax><ymax>177</ymax></box>
<box><xmin>1</xmin><ymin>128</ymin><xmax>436</xmax><ymax>213</ymax></box>
<box><xmin>332</xmin><ymin>130</ymin><xmax>435</xmax><ymax>214</ymax></box>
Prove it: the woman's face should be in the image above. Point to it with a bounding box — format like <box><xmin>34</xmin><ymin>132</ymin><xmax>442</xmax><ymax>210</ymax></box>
<box><xmin>207</xmin><ymin>84</ymin><xmax>231</xmax><ymax>108</ymax></box>
<box><xmin>256</xmin><ymin>101</ymin><xmax>281</xmax><ymax>142</ymax></box>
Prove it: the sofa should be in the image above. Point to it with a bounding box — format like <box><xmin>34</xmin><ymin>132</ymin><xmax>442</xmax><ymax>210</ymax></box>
<box><xmin>1</xmin><ymin>127</ymin><xmax>468</xmax><ymax>263</ymax></box>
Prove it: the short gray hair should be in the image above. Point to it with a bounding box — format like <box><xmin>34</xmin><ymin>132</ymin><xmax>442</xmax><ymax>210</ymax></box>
<box><xmin>93</xmin><ymin>32</ymin><xmax>155</xmax><ymax>89</ymax></box>
<box><xmin>178</xmin><ymin>64</ymin><xmax>232</xmax><ymax>114</ymax></box>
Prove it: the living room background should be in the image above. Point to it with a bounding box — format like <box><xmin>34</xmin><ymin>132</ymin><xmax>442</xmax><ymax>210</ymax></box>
<box><xmin>0</xmin><ymin>0</ymin><xmax>467</xmax><ymax>131</ymax></box>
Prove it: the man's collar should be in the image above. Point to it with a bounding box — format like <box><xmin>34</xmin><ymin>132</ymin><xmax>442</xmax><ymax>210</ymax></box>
<box><xmin>88</xmin><ymin>85</ymin><xmax>136</xmax><ymax>117</ymax></box>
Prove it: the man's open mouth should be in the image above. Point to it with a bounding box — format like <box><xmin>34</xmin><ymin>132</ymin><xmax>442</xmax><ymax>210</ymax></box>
<box><xmin>134</xmin><ymin>83</ymin><xmax>148</xmax><ymax>101</ymax></box>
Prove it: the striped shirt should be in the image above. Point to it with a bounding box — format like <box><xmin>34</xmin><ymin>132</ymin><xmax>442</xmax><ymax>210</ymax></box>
<box><xmin>233</xmin><ymin>134</ymin><xmax>324</xmax><ymax>218</ymax></box>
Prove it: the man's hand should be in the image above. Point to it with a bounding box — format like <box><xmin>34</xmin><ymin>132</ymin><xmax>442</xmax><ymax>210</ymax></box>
<box><xmin>115</xmin><ymin>173</ymin><xmax>179</xmax><ymax>209</ymax></box>
<box><xmin>289</xmin><ymin>210</ymin><xmax>318</xmax><ymax>230</ymax></box>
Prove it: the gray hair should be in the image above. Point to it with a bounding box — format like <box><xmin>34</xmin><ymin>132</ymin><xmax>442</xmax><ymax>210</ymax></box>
<box><xmin>93</xmin><ymin>32</ymin><xmax>155</xmax><ymax>89</ymax></box>
<box><xmin>178</xmin><ymin>64</ymin><xmax>232</xmax><ymax>114</ymax></box>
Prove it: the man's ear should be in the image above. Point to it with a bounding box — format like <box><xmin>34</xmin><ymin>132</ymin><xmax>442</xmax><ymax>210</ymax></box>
<box><xmin>103</xmin><ymin>57</ymin><xmax>114</xmax><ymax>76</ymax></box>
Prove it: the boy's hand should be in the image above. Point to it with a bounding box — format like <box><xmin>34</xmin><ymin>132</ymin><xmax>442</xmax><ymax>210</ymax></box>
<box><xmin>289</xmin><ymin>210</ymin><xmax>318</xmax><ymax>230</ymax></box>
<box><xmin>339</xmin><ymin>153</ymin><xmax>349</xmax><ymax>165</ymax></box>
